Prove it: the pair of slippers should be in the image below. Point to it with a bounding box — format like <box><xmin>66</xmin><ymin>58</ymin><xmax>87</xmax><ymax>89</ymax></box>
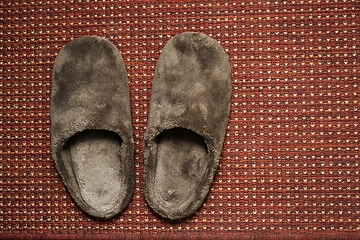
<box><xmin>51</xmin><ymin>32</ymin><xmax>231</xmax><ymax>220</ymax></box>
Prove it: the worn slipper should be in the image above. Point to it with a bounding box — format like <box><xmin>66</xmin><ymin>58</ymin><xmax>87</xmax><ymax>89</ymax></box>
<box><xmin>51</xmin><ymin>36</ymin><xmax>134</xmax><ymax>219</ymax></box>
<box><xmin>143</xmin><ymin>32</ymin><xmax>231</xmax><ymax>220</ymax></box>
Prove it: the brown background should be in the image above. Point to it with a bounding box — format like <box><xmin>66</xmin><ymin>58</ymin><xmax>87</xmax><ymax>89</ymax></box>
<box><xmin>1</xmin><ymin>0</ymin><xmax>359</xmax><ymax>239</ymax></box>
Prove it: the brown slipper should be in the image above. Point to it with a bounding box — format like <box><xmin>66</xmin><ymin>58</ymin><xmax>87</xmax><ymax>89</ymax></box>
<box><xmin>143</xmin><ymin>32</ymin><xmax>231</xmax><ymax>220</ymax></box>
<box><xmin>51</xmin><ymin>36</ymin><xmax>134</xmax><ymax>219</ymax></box>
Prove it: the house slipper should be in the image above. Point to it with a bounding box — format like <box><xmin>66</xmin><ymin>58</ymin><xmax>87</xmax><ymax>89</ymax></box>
<box><xmin>143</xmin><ymin>32</ymin><xmax>231</xmax><ymax>220</ymax></box>
<box><xmin>51</xmin><ymin>36</ymin><xmax>134</xmax><ymax>219</ymax></box>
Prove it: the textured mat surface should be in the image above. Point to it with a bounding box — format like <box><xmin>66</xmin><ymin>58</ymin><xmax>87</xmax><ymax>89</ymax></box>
<box><xmin>1</xmin><ymin>0</ymin><xmax>359</xmax><ymax>239</ymax></box>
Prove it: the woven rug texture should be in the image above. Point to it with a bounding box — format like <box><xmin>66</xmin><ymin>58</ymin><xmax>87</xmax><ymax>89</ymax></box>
<box><xmin>1</xmin><ymin>0</ymin><xmax>359</xmax><ymax>239</ymax></box>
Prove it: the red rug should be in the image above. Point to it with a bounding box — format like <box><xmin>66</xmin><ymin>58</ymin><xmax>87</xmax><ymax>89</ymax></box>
<box><xmin>1</xmin><ymin>0</ymin><xmax>359</xmax><ymax>239</ymax></box>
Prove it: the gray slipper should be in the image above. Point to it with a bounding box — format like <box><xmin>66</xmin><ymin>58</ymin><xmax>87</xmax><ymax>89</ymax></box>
<box><xmin>51</xmin><ymin>36</ymin><xmax>134</xmax><ymax>219</ymax></box>
<box><xmin>143</xmin><ymin>32</ymin><xmax>231</xmax><ymax>220</ymax></box>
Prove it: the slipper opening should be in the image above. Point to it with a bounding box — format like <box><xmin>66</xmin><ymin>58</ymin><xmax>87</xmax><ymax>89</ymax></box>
<box><xmin>153</xmin><ymin>127</ymin><xmax>208</xmax><ymax>216</ymax></box>
<box><xmin>62</xmin><ymin>129</ymin><xmax>124</xmax><ymax>215</ymax></box>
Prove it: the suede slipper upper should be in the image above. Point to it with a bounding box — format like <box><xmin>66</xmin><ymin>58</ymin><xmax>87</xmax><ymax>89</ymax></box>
<box><xmin>143</xmin><ymin>32</ymin><xmax>231</xmax><ymax>220</ymax></box>
<box><xmin>51</xmin><ymin>36</ymin><xmax>134</xmax><ymax>219</ymax></box>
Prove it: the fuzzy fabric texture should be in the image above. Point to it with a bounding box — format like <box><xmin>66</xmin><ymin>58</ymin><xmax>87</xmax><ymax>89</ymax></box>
<box><xmin>51</xmin><ymin>36</ymin><xmax>134</xmax><ymax>219</ymax></box>
<box><xmin>143</xmin><ymin>32</ymin><xmax>231</xmax><ymax>220</ymax></box>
